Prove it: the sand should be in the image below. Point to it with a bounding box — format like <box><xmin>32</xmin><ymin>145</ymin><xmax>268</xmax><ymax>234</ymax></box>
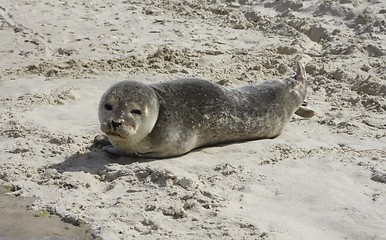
<box><xmin>0</xmin><ymin>0</ymin><xmax>385</xmax><ymax>239</ymax></box>
<box><xmin>0</xmin><ymin>186</ymin><xmax>91</xmax><ymax>240</ymax></box>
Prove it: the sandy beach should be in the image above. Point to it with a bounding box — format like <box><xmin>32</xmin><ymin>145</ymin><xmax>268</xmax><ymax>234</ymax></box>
<box><xmin>0</xmin><ymin>0</ymin><xmax>385</xmax><ymax>239</ymax></box>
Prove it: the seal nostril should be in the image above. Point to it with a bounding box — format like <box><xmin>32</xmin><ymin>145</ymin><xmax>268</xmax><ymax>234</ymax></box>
<box><xmin>105</xmin><ymin>104</ymin><xmax>113</xmax><ymax>111</ymax></box>
<box><xmin>111</xmin><ymin>120</ymin><xmax>122</xmax><ymax>129</ymax></box>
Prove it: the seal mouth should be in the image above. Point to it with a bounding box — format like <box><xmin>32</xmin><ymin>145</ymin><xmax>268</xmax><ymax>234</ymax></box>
<box><xmin>106</xmin><ymin>132</ymin><xmax>126</xmax><ymax>139</ymax></box>
<box><xmin>100</xmin><ymin>122</ymin><xmax>136</xmax><ymax>139</ymax></box>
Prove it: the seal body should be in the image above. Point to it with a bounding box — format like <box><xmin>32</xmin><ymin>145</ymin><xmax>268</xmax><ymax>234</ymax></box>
<box><xmin>98</xmin><ymin>62</ymin><xmax>311</xmax><ymax>158</ymax></box>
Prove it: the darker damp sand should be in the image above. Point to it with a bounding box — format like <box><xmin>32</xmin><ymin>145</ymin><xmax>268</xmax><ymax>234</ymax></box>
<box><xmin>0</xmin><ymin>186</ymin><xmax>92</xmax><ymax>240</ymax></box>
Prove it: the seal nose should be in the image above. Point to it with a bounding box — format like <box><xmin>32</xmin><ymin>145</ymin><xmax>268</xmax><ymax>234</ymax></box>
<box><xmin>111</xmin><ymin>120</ymin><xmax>122</xmax><ymax>130</ymax></box>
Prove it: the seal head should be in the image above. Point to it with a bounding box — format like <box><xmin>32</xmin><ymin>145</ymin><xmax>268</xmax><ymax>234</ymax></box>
<box><xmin>98</xmin><ymin>81</ymin><xmax>159</xmax><ymax>154</ymax></box>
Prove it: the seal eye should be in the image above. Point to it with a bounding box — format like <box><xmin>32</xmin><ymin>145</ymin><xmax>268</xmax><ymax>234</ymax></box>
<box><xmin>131</xmin><ymin>109</ymin><xmax>142</xmax><ymax>116</ymax></box>
<box><xmin>104</xmin><ymin>104</ymin><xmax>113</xmax><ymax>111</ymax></box>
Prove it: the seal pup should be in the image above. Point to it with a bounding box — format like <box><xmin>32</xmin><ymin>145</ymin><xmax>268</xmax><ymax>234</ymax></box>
<box><xmin>98</xmin><ymin>61</ymin><xmax>314</xmax><ymax>158</ymax></box>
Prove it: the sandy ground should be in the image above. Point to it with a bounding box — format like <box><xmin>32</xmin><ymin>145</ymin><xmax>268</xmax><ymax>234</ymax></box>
<box><xmin>0</xmin><ymin>186</ymin><xmax>91</xmax><ymax>240</ymax></box>
<box><xmin>0</xmin><ymin>0</ymin><xmax>385</xmax><ymax>239</ymax></box>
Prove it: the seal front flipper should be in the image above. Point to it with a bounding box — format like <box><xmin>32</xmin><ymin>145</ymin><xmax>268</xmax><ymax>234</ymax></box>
<box><xmin>102</xmin><ymin>145</ymin><xmax>132</xmax><ymax>156</ymax></box>
<box><xmin>93</xmin><ymin>134</ymin><xmax>111</xmax><ymax>149</ymax></box>
<box><xmin>93</xmin><ymin>135</ymin><xmax>136</xmax><ymax>156</ymax></box>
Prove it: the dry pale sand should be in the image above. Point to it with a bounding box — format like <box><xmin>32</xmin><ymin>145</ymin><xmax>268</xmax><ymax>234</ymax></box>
<box><xmin>0</xmin><ymin>0</ymin><xmax>385</xmax><ymax>239</ymax></box>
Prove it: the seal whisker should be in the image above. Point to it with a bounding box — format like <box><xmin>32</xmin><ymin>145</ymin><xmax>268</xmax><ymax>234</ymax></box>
<box><xmin>134</xmin><ymin>135</ymin><xmax>151</xmax><ymax>154</ymax></box>
<box><xmin>86</xmin><ymin>122</ymin><xmax>101</xmax><ymax>127</ymax></box>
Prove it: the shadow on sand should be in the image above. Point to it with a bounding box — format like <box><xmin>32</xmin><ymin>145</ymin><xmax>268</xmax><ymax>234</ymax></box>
<box><xmin>49</xmin><ymin>148</ymin><xmax>161</xmax><ymax>174</ymax></box>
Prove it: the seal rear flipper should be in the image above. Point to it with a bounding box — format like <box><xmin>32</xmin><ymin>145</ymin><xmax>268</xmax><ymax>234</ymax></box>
<box><xmin>295</xmin><ymin>61</ymin><xmax>306</xmax><ymax>84</ymax></box>
<box><xmin>294</xmin><ymin>106</ymin><xmax>315</xmax><ymax>118</ymax></box>
<box><xmin>285</xmin><ymin>61</ymin><xmax>307</xmax><ymax>96</ymax></box>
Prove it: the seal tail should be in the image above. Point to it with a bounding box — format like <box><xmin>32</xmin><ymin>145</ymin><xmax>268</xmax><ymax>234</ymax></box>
<box><xmin>293</xmin><ymin>61</ymin><xmax>315</xmax><ymax>118</ymax></box>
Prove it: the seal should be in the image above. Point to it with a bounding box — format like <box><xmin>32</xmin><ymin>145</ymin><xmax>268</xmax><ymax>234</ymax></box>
<box><xmin>98</xmin><ymin>61</ymin><xmax>314</xmax><ymax>158</ymax></box>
